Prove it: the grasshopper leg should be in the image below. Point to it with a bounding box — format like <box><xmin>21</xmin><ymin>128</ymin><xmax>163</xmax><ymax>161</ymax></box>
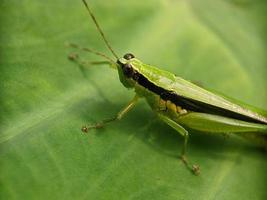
<box><xmin>68</xmin><ymin>52</ymin><xmax>113</xmax><ymax>69</ymax></box>
<box><xmin>157</xmin><ymin>114</ymin><xmax>200</xmax><ymax>175</ymax></box>
<box><xmin>82</xmin><ymin>95</ymin><xmax>139</xmax><ymax>132</ymax></box>
<box><xmin>66</xmin><ymin>42</ymin><xmax>115</xmax><ymax>65</ymax></box>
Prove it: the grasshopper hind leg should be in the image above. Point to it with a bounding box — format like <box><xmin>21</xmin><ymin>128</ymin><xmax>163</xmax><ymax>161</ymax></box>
<box><xmin>157</xmin><ymin>114</ymin><xmax>200</xmax><ymax>175</ymax></box>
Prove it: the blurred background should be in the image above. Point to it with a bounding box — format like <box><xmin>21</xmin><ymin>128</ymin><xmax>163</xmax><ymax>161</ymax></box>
<box><xmin>1</xmin><ymin>0</ymin><xmax>267</xmax><ymax>199</ymax></box>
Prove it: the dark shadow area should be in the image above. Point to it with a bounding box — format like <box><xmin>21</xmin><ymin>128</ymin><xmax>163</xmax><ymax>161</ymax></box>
<box><xmin>69</xmin><ymin>93</ymin><xmax>267</xmax><ymax>167</ymax></box>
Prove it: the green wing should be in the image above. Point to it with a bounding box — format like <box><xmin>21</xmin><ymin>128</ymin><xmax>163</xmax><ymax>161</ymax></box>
<box><xmin>169</xmin><ymin>76</ymin><xmax>267</xmax><ymax>124</ymax></box>
<box><xmin>132</xmin><ymin>59</ymin><xmax>267</xmax><ymax>124</ymax></box>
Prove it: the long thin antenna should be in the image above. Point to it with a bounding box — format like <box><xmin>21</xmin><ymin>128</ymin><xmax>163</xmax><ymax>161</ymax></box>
<box><xmin>82</xmin><ymin>0</ymin><xmax>119</xmax><ymax>60</ymax></box>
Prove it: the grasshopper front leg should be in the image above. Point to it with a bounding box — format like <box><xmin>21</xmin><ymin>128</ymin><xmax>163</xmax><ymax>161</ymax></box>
<box><xmin>82</xmin><ymin>95</ymin><xmax>139</xmax><ymax>132</ymax></box>
<box><xmin>157</xmin><ymin>113</ymin><xmax>200</xmax><ymax>175</ymax></box>
<box><xmin>66</xmin><ymin>42</ymin><xmax>116</xmax><ymax>68</ymax></box>
<box><xmin>68</xmin><ymin>51</ymin><xmax>115</xmax><ymax>70</ymax></box>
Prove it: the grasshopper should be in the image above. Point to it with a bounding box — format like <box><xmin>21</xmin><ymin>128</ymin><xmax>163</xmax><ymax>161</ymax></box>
<box><xmin>68</xmin><ymin>0</ymin><xmax>267</xmax><ymax>175</ymax></box>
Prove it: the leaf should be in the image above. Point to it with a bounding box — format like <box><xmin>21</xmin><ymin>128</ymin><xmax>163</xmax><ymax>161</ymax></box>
<box><xmin>1</xmin><ymin>0</ymin><xmax>267</xmax><ymax>199</ymax></box>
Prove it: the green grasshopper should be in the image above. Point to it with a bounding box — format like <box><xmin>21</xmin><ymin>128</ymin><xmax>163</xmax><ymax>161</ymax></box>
<box><xmin>69</xmin><ymin>0</ymin><xmax>267</xmax><ymax>175</ymax></box>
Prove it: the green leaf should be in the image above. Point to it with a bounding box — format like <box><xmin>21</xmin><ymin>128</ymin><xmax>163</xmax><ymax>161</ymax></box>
<box><xmin>1</xmin><ymin>0</ymin><xmax>267</xmax><ymax>199</ymax></box>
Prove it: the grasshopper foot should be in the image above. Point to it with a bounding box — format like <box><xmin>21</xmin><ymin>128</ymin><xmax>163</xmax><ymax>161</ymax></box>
<box><xmin>81</xmin><ymin>126</ymin><xmax>88</xmax><ymax>133</ymax></box>
<box><xmin>68</xmin><ymin>52</ymin><xmax>79</xmax><ymax>61</ymax></box>
<box><xmin>180</xmin><ymin>155</ymin><xmax>200</xmax><ymax>176</ymax></box>
<box><xmin>81</xmin><ymin>123</ymin><xmax>104</xmax><ymax>133</ymax></box>
<box><xmin>192</xmin><ymin>164</ymin><xmax>200</xmax><ymax>175</ymax></box>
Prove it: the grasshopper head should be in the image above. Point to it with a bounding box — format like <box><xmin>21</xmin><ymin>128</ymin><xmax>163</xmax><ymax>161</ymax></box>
<box><xmin>116</xmin><ymin>53</ymin><xmax>138</xmax><ymax>88</ymax></box>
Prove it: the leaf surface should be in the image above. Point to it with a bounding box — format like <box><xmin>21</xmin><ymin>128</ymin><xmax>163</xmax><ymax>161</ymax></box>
<box><xmin>1</xmin><ymin>0</ymin><xmax>267</xmax><ymax>199</ymax></box>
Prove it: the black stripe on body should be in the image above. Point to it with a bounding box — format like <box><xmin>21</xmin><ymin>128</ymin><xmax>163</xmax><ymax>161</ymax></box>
<box><xmin>134</xmin><ymin>71</ymin><xmax>266</xmax><ymax>125</ymax></box>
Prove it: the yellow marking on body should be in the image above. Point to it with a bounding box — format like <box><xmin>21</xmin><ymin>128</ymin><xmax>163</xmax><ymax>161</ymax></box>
<box><xmin>157</xmin><ymin>97</ymin><xmax>187</xmax><ymax>116</ymax></box>
<box><xmin>158</xmin><ymin>98</ymin><xmax>167</xmax><ymax>111</ymax></box>
<box><xmin>167</xmin><ymin>100</ymin><xmax>177</xmax><ymax>113</ymax></box>
<box><xmin>177</xmin><ymin>106</ymin><xmax>188</xmax><ymax>115</ymax></box>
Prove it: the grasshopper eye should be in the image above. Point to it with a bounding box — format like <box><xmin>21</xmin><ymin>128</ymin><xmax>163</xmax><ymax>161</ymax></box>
<box><xmin>123</xmin><ymin>64</ymin><xmax>134</xmax><ymax>78</ymax></box>
<box><xmin>123</xmin><ymin>53</ymin><xmax>135</xmax><ymax>60</ymax></box>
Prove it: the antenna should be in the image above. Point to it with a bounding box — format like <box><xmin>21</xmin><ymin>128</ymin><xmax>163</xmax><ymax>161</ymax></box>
<box><xmin>82</xmin><ymin>0</ymin><xmax>119</xmax><ymax>60</ymax></box>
